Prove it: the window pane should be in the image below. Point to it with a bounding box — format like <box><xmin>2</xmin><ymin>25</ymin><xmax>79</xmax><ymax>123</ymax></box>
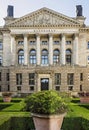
<box><xmin>16</xmin><ymin>73</ymin><xmax>22</xmax><ymax>85</ymax></box>
<box><xmin>55</xmin><ymin>73</ymin><xmax>61</xmax><ymax>85</ymax></box>
<box><xmin>18</xmin><ymin>41</ymin><xmax>24</xmax><ymax>45</ymax></box>
<box><xmin>67</xmin><ymin>73</ymin><xmax>74</xmax><ymax>85</ymax></box>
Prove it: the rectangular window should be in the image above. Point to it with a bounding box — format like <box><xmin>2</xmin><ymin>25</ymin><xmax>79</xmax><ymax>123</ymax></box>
<box><xmin>16</xmin><ymin>73</ymin><xmax>22</xmax><ymax>85</ymax></box>
<box><xmin>0</xmin><ymin>86</ymin><xmax>1</xmax><ymax>91</ymax></box>
<box><xmin>66</xmin><ymin>41</ymin><xmax>71</xmax><ymax>45</ymax></box>
<box><xmin>0</xmin><ymin>72</ymin><xmax>1</xmax><ymax>81</ymax></box>
<box><xmin>0</xmin><ymin>56</ymin><xmax>2</xmax><ymax>66</ymax></box>
<box><xmin>55</xmin><ymin>73</ymin><xmax>61</xmax><ymax>85</ymax></box>
<box><xmin>88</xmin><ymin>56</ymin><xmax>89</xmax><ymax>63</ymax></box>
<box><xmin>29</xmin><ymin>73</ymin><xmax>35</xmax><ymax>85</ymax></box>
<box><xmin>80</xmin><ymin>73</ymin><xmax>83</xmax><ymax>81</ymax></box>
<box><xmin>68</xmin><ymin>86</ymin><xmax>73</xmax><ymax>91</ymax></box>
<box><xmin>6</xmin><ymin>73</ymin><xmax>9</xmax><ymax>81</ymax></box>
<box><xmin>0</xmin><ymin>41</ymin><xmax>3</xmax><ymax>50</ymax></box>
<box><xmin>87</xmin><ymin>41</ymin><xmax>89</xmax><ymax>49</ymax></box>
<box><xmin>8</xmin><ymin>85</ymin><xmax>10</xmax><ymax>91</ymax></box>
<box><xmin>53</xmin><ymin>41</ymin><xmax>60</xmax><ymax>45</ymax></box>
<box><xmin>18</xmin><ymin>41</ymin><xmax>24</xmax><ymax>45</ymax></box>
<box><xmin>30</xmin><ymin>41</ymin><xmax>36</xmax><ymax>45</ymax></box>
<box><xmin>41</xmin><ymin>41</ymin><xmax>48</xmax><ymax>45</ymax></box>
<box><xmin>29</xmin><ymin>73</ymin><xmax>35</xmax><ymax>91</ymax></box>
<box><xmin>17</xmin><ymin>86</ymin><xmax>21</xmax><ymax>91</ymax></box>
<box><xmin>67</xmin><ymin>73</ymin><xmax>74</xmax><ymax>85</ymax></box>
<box><xmin>55</xmin><ymin>73</ymin><xmax>61</xmax><ymax>91</ymax></box>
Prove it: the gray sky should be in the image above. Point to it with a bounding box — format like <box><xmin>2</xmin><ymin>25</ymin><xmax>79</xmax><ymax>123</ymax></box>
<box><xmin>0</xmin><ymin>0</ymin><xmax>89</xmax><ymax>26</ymax></box>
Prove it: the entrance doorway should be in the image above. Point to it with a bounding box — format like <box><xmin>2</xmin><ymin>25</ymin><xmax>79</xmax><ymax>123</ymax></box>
<box><xmin>41</xmin><ymin>78</ymin><xmax>49</xmax><ymax>90</ymax></box>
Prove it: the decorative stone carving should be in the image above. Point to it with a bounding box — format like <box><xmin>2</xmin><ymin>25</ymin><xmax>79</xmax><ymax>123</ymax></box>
<box><xmin>7</xmin><ymin>8</ymin><xmax>80</xmax><ymax>27</ymax></box>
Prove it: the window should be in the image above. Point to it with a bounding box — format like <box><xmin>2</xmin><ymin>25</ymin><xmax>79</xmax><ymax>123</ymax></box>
<box><xmin>6</xmin><ymin>73</ymin><xmax>9</xmax><ymax>81</ymax></box>
<box><xmin>18</xmin><ymin>50</ymin><xmax>24</xmax><ymax>64</ymax></box>
<box><xmin>53</xmin><ymin>41</ymin><xmax>60</xmax><ymax>45</ymax></box>
<box><xmin>8</xmin><ymin>85</ymin><xmax>10</xmax><ymax>91</ymax></box>
<box><xmin>29</xmin><ymin>73</ymin><xmax>35</xmax><ymax>91</ymax></box>
<box><xmin>66</xmin><ymin>49</ymin><xmax>72</xmax><ymax>64</ymax></box>
<box><xmin>29</xmin><ymin>49</ymin><xmax>36</xmax><ymax>64</ymax></box>
<box><xmin>67</xmin><ymin>73</ymin><xmax>74</xmax><ymax>85</ymax></box>
<box><xmin>18</xmin><ymin>41</ymin><xmax>24</xmax><ymax>45</ymax></box>
<box><xmin>30</xmin><ymin>41</ymin><xmax>36</xmax><ymax>45</ymax></box>
<box><xmin>41</xmin><ymin>49</ymin><xmax>48</xmax><ymax>65</ymax></box>
<box><xmin>87</xmin><ymin>41</ymin><xmax>89</xmax><ymax>49</ymax></box>
<box><xmin>29</xmin><ymin>73</ymin><xmax>35</xmax><ymax>85</ymax></box>
<box><xmin>87</xmin><ymin>56</ymin><xmax>89</xmax><ymax>63</ymax></box>
<box><xmin>0</xmin><ymin>72</ymin><xmax>1</xmax><ymax>81</ymax></box>
<box><xmin>53</xmin><ymin>49</ymin><xmax>60</xmax><ymax>64</ymax></box>
<box><xmin>55</xmin><ymin>73</ymin><xmax>61</xmax><ymax>91</ymax></box>
<box><xmin>80</xmin><ymin>73</ymin><xmax>83</xmax><ymax>81</ymax></box>
<box><xmin>0</xmin><ymin>41</ymin><xmax>3</xmax><ymax>50</ymax></box>
<box><xmin>16</xmin><ymin>73</ymin><xmax>22</xmax><ymax>85</ymax></box>
<box><xmin>0</xmin><ymin>56</ymin><xmax>2</xmax><ymax>66</ymax></box>
<box><xmin>0</xmin><ymin>86</ymin><xmax>1</xmax><ymax>91</ymax></box>
<box><xmin>17</xmin><ymin>86</ymin><xmax>21</xmax><ymax>91</ymax></box>
<box><xmin>41</xmin><ymin>41</ymin><xmax>48</xmax><ymax>45</ymax></box>
<box><xmin>66</xmin><ymin>41</ymin><xmax>71</xmax><ymax>45</ymax></box>
<box><xmin>80</xmin><ymin>85</ymin><xmax>82</xmax><ymax>91</ymax></box>
<box><xmin>55</xmin><ymin>73</ymin><xmax>61</xmax><ymax>85</ymax></box>
<box><xmin>68</xmin><ymin>86</ymin><xmax>73</xmax><ymax>91</ymax></box>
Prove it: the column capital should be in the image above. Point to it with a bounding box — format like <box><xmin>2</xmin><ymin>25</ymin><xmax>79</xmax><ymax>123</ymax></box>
<box><xmin>36</xmin><ymin>33</ymin><xmax>41</xmax><ymax>38</ymax></box>
<box><xmin>49</xmin><ymin>33</ymin><xmax>53</xmax><ymax>37</ymax></box>
<box><xmin>73</xmin><ymin>33</ymin><xmax>79</xmax><ymax>39</ymax></box>
<box><xmin>23</xmin><ymin>33</ymin><xmax>28</xmax><ymax>38</ymax></box>
<box><xmin>10</xmin><ymin>34</ymin><xmax>16</xmax><ymax>38</ymax></box>
<box><xmin>61</xmin><ymin>33</ymin><xmax>66</xmax><ymax>39</ymax></box>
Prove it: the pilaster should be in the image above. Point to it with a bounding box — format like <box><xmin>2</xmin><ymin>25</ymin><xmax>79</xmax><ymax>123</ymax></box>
<box><xmin>36</xmin><ymin>34</ymin><xmax>40</xmax><ymax>65</ymax></box>
<box><xmin>49</xmin><ymin>34</ymin><xmax>53</xmax><ymax>65</ymax></box>
<box><xmin>24</xmin><ymin>34</ymin><xmax>28</xmax><ymax>65</ymax></box>
<box><xmin>60</xmin><ymin>34</ymin><xmax>66</xmax><ymax>65</ymax></box>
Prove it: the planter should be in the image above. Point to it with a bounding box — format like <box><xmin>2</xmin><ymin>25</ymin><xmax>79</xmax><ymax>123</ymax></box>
<box><xmin>78</xmin><ymin>92</ymin><xmax>89</xmax><ymax>103</ymax></box>
<box><xmin>3</xmin><ymin>96</ymin><xmax>12</xmax><ymax>102</ymax></box>
<box><xmin>32</xmin><ymin>113</ymin><xmax>66</xmax><ymax>130</ymax></box>
<box><xmin>80</xmin><ymin>97</ymin><xmax>89</xmax><ymax>103</ymax></box>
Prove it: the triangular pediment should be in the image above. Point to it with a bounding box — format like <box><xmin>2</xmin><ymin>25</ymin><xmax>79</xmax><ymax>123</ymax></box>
<box><xmin>6</xmin><ymin>7</ymin><xmax>81</xmax><ymax>27</ymax></box>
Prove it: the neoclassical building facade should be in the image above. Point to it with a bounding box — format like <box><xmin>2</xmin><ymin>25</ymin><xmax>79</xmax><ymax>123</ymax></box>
<box><xmin>0</xmin><ymin>5</ymin><xmax>89</xmax><ymax>93</ymax></box>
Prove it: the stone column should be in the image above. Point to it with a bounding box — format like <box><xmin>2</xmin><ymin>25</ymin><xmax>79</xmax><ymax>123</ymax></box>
<box><xmin>73</xmin><ymin>34</ymin><xmax>78</xmax><ymax>65</ymax></box>
<box><xmin>24</xmin><ymin>34</ymin><xmax>28</xmax><ymax>65</ymax></box>
<box><xmin>60</xmin><ymin>34</ymin><xmax>66</xmax><ymax>65</ymax></box>
<box><xmin>36</xmin><ymin>34</ymin><xmax>40</xmax><ymax>65</ymax></box>
<box><xmin>49</xmin><ymin>34</ymin><xmax>53</xmax><ymax>65</ymax></box>
<box><xmin>11</xmin><ymin>34</ymin><xmax>16</xmax><ymax>65</ymax></box>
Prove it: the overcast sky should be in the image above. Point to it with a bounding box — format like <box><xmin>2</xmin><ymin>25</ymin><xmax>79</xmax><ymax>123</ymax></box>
<box><xmin>0</xmin><ymin>0</ymin><xmax>89</xmax><ymax>26</ymax></box>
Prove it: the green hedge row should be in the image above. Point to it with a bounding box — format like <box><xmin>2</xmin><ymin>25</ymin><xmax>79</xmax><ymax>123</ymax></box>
<box><xmin>0</xmin><ymin>117</ymin><xmax>89</xmax><ymax>130</ymax></box>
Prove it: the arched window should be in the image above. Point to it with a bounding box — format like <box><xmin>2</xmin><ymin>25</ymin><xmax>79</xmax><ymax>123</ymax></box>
<box><xmin>29</xmin><ymin>49</ymin><xmax>36</xmax><ymax>64</ymax></box>
<box><xmin>41</xmin><ymin>49</ymin><xmax>48</xmax><ymax>65</ymax></box>
<box><xmin>66</xmin><ymin>49</ymin><xmax>72</xmax><ymax>64</ymax></box>
<box><xmin>18</xmin><ymin>49</ymin><xmax>24</xmax><ymax>64</ymax></box>
<box><xmin>53</xmin><ymin>49</ymin><xmax>60</xmax><ymax>64</ymax></box>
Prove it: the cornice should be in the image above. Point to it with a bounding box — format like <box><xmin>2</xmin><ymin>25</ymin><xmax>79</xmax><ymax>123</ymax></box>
<box><xmin>79</xmin><ymin>27</ymin><xmax>89</xmax><ymax>33</ymax></box>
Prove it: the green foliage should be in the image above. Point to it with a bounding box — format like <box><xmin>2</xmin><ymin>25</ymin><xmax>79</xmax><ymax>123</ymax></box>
<box><xmin>25</xmin><ymin>90</ymin><xmax>68</xmax><ymax>114</ymax></box>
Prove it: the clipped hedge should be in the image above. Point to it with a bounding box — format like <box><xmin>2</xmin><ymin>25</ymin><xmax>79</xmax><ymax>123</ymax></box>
<box><xmin>0</xmin><ymin>116</ymin><xmax>89</xmax><ymax>130</ymax></box>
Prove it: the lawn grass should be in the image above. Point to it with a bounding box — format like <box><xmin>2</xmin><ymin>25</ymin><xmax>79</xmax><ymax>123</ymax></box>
<box><xmin>67</xmin><ymin>98</ymin><xmax>89</xmax><ymax>120</ymax></box>
<box><xmin>0</xmin><ymin>97</ymin><xmax>89</xmax><ymax>129</ymax></box>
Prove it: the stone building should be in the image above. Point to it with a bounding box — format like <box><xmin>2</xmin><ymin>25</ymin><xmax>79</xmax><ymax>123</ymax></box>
<box><xmin>0</xmin><ymin>5</ymin><xmax>89</xmax><ymax>94</ymax></box>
